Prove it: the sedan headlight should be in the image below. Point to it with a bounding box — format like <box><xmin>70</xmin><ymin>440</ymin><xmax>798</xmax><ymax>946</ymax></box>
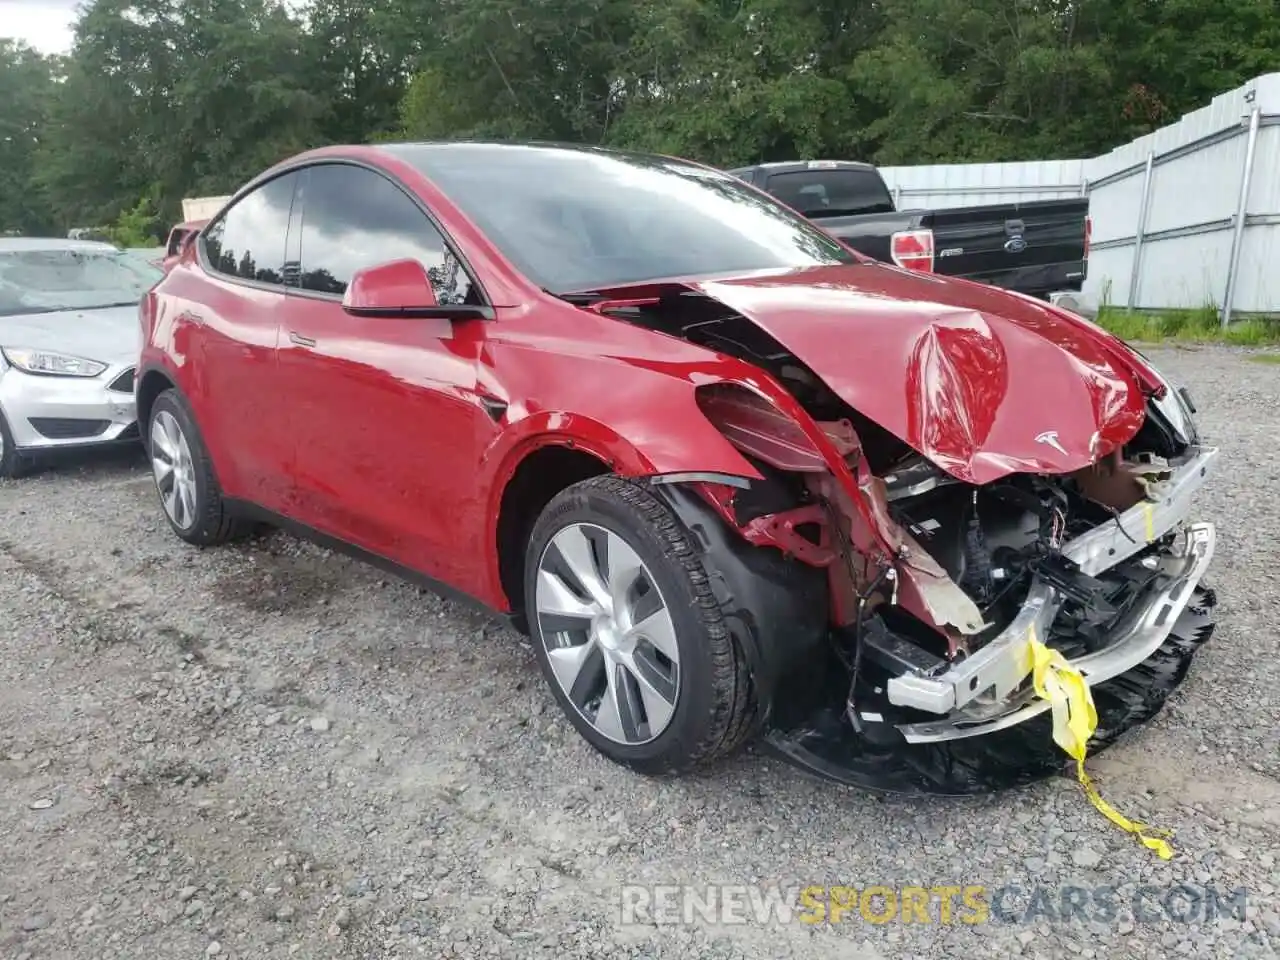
<box><xmin>1</xmin><ymin>346</ymin><xmax>108</xmax><ymax>378</ymax></box>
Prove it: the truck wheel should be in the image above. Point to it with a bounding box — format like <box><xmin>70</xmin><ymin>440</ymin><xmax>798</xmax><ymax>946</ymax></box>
<box><xmin>524</xmin><ymin>475</ymin><xmax>755</xmax><ymax>775</ymax></box>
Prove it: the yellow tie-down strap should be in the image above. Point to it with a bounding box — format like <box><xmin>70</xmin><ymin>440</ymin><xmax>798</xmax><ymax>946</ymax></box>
<box><xmin>1029</xmin><ymin>628</ymin><xmax>1174</xmax><ymax>860</ymax></box>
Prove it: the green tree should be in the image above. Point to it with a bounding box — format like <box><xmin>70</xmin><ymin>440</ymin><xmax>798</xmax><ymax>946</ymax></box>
<box><xmin>305</xmin><ymin>0</ymin><xmax>422</xmax><ymax>143</ymax></box>
<box><xmin>0</xmin><ymin>41</ymin><xmax>58</xmax><ymax>234</ymax></box>
<box><xmin>17</xmin><ymin>0</ymin><xmax>1280</xmax><ymax>227</ymax></box>
<box><xmin>396</xmin><ymin>0</ymin><xmax>638</xmax><ymax>142</ymax></box>
<box><xmin>105</xmin><ymin>194</ymin><xmax>161</xmax><ymax>247</ymax></box>
<box><xmin>36</xmin><ymin>0</ymin><xmax>322</xmax><ymax>230</ymax></box>
<box><xmin>606</xmin><ymin>0</ymin><xmax>884</xmax><ymax>166</ymax></box>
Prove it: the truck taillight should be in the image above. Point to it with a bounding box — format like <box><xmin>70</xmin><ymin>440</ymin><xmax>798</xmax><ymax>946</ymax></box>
<box><xmin>1084</xmin><ymin>216</ymin><xmax>1092</xmax><ymax>260</ymax></box>
<box><xmin>890</xmin><ymin>229</ymin><xmax>934</xmax><ymax>272</ymax></box>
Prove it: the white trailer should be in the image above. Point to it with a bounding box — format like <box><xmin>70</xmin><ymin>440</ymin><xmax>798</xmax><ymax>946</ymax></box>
<box><xmin>181</xmin><ymin>196</ymin><xmax>231</xmax><ymax>222</ymax></box>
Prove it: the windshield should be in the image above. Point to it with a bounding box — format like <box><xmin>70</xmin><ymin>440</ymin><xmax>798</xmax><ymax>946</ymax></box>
<box><xmin>764</xmin><ymin>168</ymin><xmax>896</xmax><ymax>218</ymax></box>
<box><xmin>385</xmin><ymin>143</ymin><xmax>858</xmax><ymax>294</ymax></box>
<box><xmin>0</xmin><ymin>248</ymin><xmax>161</xmax><ymax>317</ymax></box>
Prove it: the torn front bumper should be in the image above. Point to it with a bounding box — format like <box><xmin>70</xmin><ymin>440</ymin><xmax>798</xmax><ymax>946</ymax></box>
<box><xmin>887</xmin><ymin>445</ymin><xmax>1219</xmax><ymax>743</ymax></box>
<box><xmin>762</xmin><ymin>444</ymin><xmax>1221</xmax><ymax>795</ymax></box>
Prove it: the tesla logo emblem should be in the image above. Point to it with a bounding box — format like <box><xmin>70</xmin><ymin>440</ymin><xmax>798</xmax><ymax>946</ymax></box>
<box><xmin>1035</xmin><ymin>430</ymin><xmax>1068</xmax><ymax>456</ymax></box>
<box><xmin>1004</xmin><ymin>236</ymin><xmax>1028</xmax><ymax>253</ymax></box>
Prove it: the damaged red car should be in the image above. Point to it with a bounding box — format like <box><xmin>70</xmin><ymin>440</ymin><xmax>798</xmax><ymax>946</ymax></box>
<box><xmin>136</xmin><ymin>142</ymin><xmax>1218</xmax><ymax>793</ymax></box>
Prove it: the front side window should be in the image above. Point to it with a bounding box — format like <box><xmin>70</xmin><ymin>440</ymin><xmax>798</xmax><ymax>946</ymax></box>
<box><xmin>202</xmin><ymin>172</ymin><xmax>299</xmax><ymax>285</ymax></box>
<box><xmin>383</xmin><ymin>143</ymin><xmax>859</xmax><ymax>295</ymax></box>
<box><xmin>0</xmin><ymin>247</ymin><xmax>162</xmax><ymax>316</ymax></box>
<box><xmin>295</xmin><ymin>163</ymin><xmax>478</xmax><ymax>305</ymax></box>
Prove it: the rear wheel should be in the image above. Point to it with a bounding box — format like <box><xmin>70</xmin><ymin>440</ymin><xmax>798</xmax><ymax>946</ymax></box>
<box><xmin>524</xmin><ymin>475</ymin><xmax>755</xmax><ymax>775</ymax></box>
<box><xmin>148</xmin><ymin>389</ymin><xmax>248</xmax><ymax>545</ymax></box>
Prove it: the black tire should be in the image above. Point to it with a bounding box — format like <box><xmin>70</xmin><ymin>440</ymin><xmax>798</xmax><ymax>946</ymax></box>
<box><xmin>524</xmin><ymin>475</ymin><xmax>755</xmax><ymax>775</ymax></box>
<box><xmin>148</xmin><ymin>388</ymin><xmax>249</xmax><ymax>546</ymax></box>
<box><xmin>0</xmin><ymin>408</ymin><xmax>28</xmax><ymax>479</ymax></box>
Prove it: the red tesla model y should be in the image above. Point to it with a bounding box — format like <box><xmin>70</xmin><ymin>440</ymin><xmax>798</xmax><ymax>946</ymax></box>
<box><xmin>136</xmin><ymin>141</ymin><xmax>1216</xmax><ymax>793</ymax></box>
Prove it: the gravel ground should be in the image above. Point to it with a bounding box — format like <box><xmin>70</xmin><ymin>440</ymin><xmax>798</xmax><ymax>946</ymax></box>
<box><xmin>1</xmin><ymin>344</ymin><xmax>1278</xmax><ymax>960</ymax></box>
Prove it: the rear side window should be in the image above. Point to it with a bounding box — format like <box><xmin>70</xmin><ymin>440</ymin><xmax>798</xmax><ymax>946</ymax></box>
<box><xmin>295</xmin><ymin>163</ymin><xmax>478</xmax><ymax>305</ymax></box>
<box><xmin>765</xmin><ymin>168</ymin><xmax>895</xmax><ymax>218</ymax></box>
<box><xmin>202</xmin><ymin>172</ymin><xmax>300</xmax><ymax>285</ymax></box>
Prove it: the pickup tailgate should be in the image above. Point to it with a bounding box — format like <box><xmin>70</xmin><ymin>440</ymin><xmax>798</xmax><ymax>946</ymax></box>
<box><xmin>926</xmin><ymin>198</ymin><xmax>1089</xmax><ymax>286</ymax></box>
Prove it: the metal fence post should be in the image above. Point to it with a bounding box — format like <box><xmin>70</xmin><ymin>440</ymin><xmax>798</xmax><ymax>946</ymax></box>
<box><xmin>1222</xmin><ymin>97</ymin><xmax>1262</xmax><ymax>327</ymax></box>
<box><xmin>1127</xmin><ymin>151</ymin><xmax>1156</xmax><ymax>311</ymax></box>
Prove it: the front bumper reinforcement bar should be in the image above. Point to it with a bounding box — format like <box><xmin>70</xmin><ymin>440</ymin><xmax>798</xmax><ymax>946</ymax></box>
<box><xmin>885</xmin><ymin>446</ymin><xmax>1219</xmax><ymax>738</ymax></box>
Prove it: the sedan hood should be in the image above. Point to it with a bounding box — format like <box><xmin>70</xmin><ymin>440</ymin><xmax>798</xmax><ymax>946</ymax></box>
<box><xmin>0</xmin><ymin>304</ymin><xmax>141</xmax><ymax>368</ymax></box>
<box><xmin>683</xmin><ymin>265</ymin><xmax>1160</xmax><ymax>484</ymax></box>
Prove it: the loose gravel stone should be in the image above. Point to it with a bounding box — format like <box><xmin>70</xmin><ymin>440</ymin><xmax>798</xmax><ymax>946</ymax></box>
<box><xmin>1072</xmin><ymin>846</ymin><xmax>1103</xmax><ymax>869</ymax></box>
<box><xmin>0</xmin><ymin>345</ymin><xmax>1275</xmax><ymax>960</ymax></box>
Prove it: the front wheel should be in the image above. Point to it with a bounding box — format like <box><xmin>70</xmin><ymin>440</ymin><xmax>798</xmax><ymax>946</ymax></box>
<box><xmin>524</xmin><ymin>475</ymin><xmax>755</xmax><ymax>775</ymax></box>
<box><xmin>0</xmin><ymin>408</ymin><xmax>28</xmax><ymax>479</ymax></box>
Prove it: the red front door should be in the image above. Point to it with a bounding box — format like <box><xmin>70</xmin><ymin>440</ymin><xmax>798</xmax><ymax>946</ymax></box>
<box><xmin>275</xmin><ymin>161</ymin><xmax>500</xmax><ymax>592</ymax></box>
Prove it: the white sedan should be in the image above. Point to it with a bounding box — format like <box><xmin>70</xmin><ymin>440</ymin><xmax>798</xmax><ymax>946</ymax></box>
<box><xmin>0</xmin><ymin>238</ymin><xmax>159</xmax><ymax>477</ymax></box>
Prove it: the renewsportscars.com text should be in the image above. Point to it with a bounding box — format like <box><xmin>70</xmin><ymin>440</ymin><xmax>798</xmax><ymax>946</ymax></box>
<box><xmin>618</xmin><ymin>883</ymin><xmax>1248</xmax><ymax>927</ymax></box>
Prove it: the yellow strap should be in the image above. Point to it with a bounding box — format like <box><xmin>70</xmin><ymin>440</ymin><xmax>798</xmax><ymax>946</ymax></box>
<box><xmin>1029</xmin><ymin>629</ymin><xmax>1174</xmax><ymax>860</ymax></box>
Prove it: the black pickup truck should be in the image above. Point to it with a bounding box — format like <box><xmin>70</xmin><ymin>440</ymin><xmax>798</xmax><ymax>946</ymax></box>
<box><xmin>727</xmin><ymin>160</ymin><xmax>1091</xmax><ymax>300</ymax></box>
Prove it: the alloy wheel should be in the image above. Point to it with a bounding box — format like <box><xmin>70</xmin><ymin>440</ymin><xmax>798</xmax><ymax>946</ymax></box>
<box><xmin>150</xmin><ymin>409</ymin><xmax>197</xmax><ymax>530</ymax></box>
<box><xmin>535</xmin><ymin>522</ymin><xmax>681</xmax><ymax>745</ymax></box>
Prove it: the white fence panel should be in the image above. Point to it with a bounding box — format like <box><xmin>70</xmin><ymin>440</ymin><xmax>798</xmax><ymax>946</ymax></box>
<box><xmin>874</xmin><ymin>72</ymin><xmax>1280</xmax><ymax>319</ymax></box>
<box><xmin>1233</xmin><ymin>121</ymin><xmax>1280</xmax><ymax>315</ymax></box>
<box><xmin>878</xmin><ymin>159</ymin><xmax>1087</xmax><ymax>209</ymax></box>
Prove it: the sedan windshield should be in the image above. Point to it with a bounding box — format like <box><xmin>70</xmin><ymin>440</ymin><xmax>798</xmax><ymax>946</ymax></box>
<box><xmin>0</xmin><ymin>248</ymin><xmax>162</xmax><ymax>317</ymax></box>
<box><xmin>385</xmin><ymin>143</ymin><xmax>858</xmax><ymax>294</ymax></box>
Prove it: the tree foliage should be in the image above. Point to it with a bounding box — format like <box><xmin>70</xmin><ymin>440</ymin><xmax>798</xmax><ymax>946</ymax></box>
<box><xmin>0</xmin><ymin>40</ymin><xmax>59</xmax><ymax>234</ymax></box>
<box><xmin>104</xmin><ymin>194</ymin><xmax>161</xmax><ymax>247</ymax></box>
<box><xmin>0</xmin><ymin>0</ymin><xmax>1276</xmax><ymax>236</ymax></box>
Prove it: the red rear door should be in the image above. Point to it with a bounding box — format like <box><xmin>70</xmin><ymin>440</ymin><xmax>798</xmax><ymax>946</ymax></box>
<box><xmin>174</xmin><ymin>170</ymin><xmax>302</xmax><ymax>510</ymax></box>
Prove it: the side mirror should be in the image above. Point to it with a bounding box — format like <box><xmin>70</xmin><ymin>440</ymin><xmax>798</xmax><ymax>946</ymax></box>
<box><xmin>343</xmin><ymin>258</ymin><xmax>437</xmax><ymax>316</ymax></box>
<box><xmin>342</xmin><ymin>258</ymin><xmax>493</xmax><ymax>320</ymax></box>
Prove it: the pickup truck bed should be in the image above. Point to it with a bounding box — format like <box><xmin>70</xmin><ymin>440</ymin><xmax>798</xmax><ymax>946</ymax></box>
<box><xmin>729</xmin><ymin>160</ymin><xmax>1091</xmax><ymax>301</ymax></box>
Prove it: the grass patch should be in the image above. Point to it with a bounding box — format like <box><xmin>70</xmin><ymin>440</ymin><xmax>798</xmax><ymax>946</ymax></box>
<box><xmin>1247</xmin><ymin>352</ymin><xmax>1280</xmax><ymax>365</ymax></box>
<box><xmin>1094</xmin><ymin>305</ymin><xmax>1280</xmax><ymax>346</ymax></box>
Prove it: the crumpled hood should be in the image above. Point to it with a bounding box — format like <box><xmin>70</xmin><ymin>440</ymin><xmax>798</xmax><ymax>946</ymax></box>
<box><xmin>0</xmin><ymin>305</ymin><xmax>140</xmax><ymax>368</ymax></box>
<box><xmin>687</xmin><ymin>264</ymin><xmax>1160</xmax><ymax>485</ymax></box>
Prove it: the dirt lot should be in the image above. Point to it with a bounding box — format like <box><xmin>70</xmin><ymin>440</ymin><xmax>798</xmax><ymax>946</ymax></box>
<box><xmin>2</xmin><ymin>345</ymin><xmax>1278</xmax><ymax>960</ymax></box>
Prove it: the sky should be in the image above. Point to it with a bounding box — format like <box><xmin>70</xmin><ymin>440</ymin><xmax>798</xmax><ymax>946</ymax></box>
<box><xmin>1</xmin><ymin>0</ymin><xmax>80</xmax><ymax>55</ymax></box>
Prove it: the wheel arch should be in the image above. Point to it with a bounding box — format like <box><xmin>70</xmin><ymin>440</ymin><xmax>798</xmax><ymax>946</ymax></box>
<box><xmin>484</xmin><ymin>402</ymin><xmax>767</xmax><ymax>622</ymax></box>
<box><xmin>135</xmin><ymin>364</ymin><xmax>177</xmax><ymax>440</ymax></box>
<box><xmin>491</xmin><ymin>440</ymin><xmax>614</xmax><ymax>630</ymax></box>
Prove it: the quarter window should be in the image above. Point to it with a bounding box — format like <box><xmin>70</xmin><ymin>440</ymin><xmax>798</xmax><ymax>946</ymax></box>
<box><xmin>202</xmin><ymin>172</ymin><xmax>299</xmax><ymax>285</ymax></box>
<box><xmin>295</xmin><ymin>163</ymin><xmax>478</xmax><ymax>305</ymax></box>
